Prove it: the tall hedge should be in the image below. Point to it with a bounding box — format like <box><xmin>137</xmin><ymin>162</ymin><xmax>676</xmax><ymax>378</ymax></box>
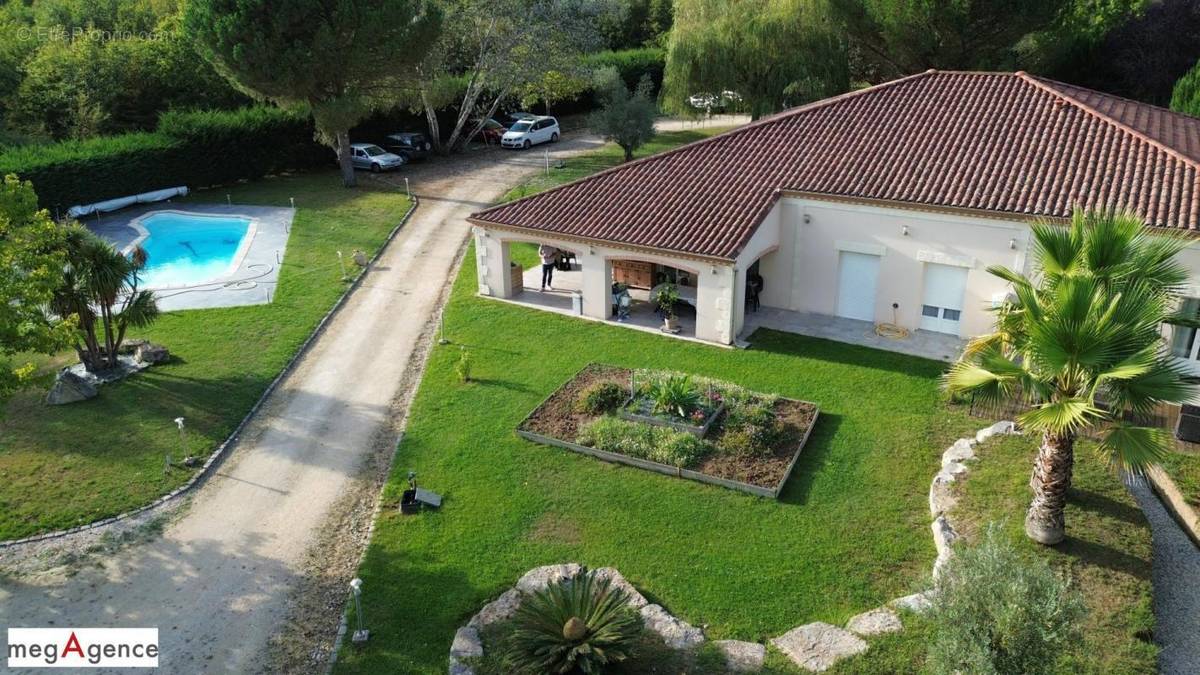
<box><xmin>0</xmin><ymin>106</ymin><xmax>329</xmax><ymax>212</ymax></box>
<box><xmin>586</xmin><ymin>48</ymin><xmax>666</xmax><ymax>93</ymax></box>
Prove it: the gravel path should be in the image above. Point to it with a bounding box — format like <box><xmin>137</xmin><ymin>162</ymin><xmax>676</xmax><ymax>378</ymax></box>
<box><xmin>1125</xmin><ymin>475</ymin><xmax>1200</xmax><ymax>675</ymax></box>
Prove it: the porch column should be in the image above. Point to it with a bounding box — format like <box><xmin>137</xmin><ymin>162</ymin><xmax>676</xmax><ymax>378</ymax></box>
<box><xmin>696</xmin><ymin>264</ymin><xmax>736</xmax><ymax>344</ymax></box>
<box><xmin>473</xmin><ymin>228</ymin><xmax>514</xmax><ymax>298</ymax></box>
<box><xmin>579</xmin><ymin>252</ymin><xmax>612</xmax><ymax>319</ymax></box>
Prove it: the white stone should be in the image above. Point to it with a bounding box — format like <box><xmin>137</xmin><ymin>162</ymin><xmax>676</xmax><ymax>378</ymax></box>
<box><xmin>450</xmin><ymin>626</ymin><xmax>483</xmax><ymax>659</ymax></box>
<box><xmin>640</xmin><ymin>604</ymin><xmax>705</xmax><ymax>649</ymax></box>
<box><xmin>931</xmin><ymin>516</ymin><xmax>957</xmax><ymax>559</ymax></box>
<box><xmin>593</xmin><ymin>567</ymin><xmax>649</xmax><ymax>608</ymax></box>
<box><xmin>942</xmin><ymin>438</ymin><xmax>977</xmax><ymax>464</ymax></box>
<box><xmin>975</xmin><ymin>420</ymin><xmax>1015</xmax><ymax>443</ymax></box>
<box><xmin>714</xmin><ymin>640</ymin><xmax>766</xmax><ymax>672</ymax></box>
<box><xmin>771</xmin><ymin>622</ymin><xmax>868</xmax><ymax>672</ymax></box>
<box><xmin>889</xmin><ymin>591</ymin><xmax>934</xmax><ymax>615</ymax></box>
<box><xmin>941</xmin><ymin>460</ymin><xmax>969</xmax><ymax>478</ymax></box>
<box><xmin>515</xmin><ymin>563</ymin><xmax>583</xmax><ymax>594</ymax></box>
<box><xmin>845</xmin><ymin>607</ymin><xmax>903</xmax><ymax>636</ymax></box>
<box><xmin>468</xmin><ymin>588</ymin><xmax>522</xmax><ymax>628</ymax></box>
<box><xmin>448</xmin><ymin>658</ymin><xmax>474</xmax><ymax>675</ymax></box>
<box><xmin>929</xmin><ymin>473</ymin><xmax>958</xmax><ymax>517</ymax></box>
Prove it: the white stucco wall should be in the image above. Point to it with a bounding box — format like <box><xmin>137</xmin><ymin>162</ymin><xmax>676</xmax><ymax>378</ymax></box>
<box><xmin>756</xmin><ymin>197</ymin><xmax>1033</xmax><ymax>338</ymax></box>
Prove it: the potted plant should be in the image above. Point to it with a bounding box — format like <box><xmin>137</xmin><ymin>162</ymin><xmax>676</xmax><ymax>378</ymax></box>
<box><xmin>657</xmin><ymin>283</ymin><xmax>680</xmax><ymax>333</ymax></box>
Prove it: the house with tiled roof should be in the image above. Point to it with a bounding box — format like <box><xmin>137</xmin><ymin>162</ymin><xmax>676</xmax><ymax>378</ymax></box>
<box><xmin>467</xmin><ymin>70</ymin><xmax>1200</xmax><ymax>362</ymax></box>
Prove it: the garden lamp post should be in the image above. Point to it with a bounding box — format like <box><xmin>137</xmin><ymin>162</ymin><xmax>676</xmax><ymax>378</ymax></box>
<box><xmin>337</xmin><ymin>250</ymin><xmax>348</xmax><ymax>281</ymax></box>
<box><xmin>170</xmin><ymin>417</ymin><xmax>185</xmax><ymax>475</ymax></box>
<box><xmin>350</xmin><ymin>578</ymin><xmax>369</xmax><ymax>643</ymax></box>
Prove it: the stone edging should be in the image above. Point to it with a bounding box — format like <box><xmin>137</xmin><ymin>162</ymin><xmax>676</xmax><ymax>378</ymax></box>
<box><xmin>447</xmin><ymin>564</ymin><xmax>759</xmax><ymax>675</ymax></box>
<box><xmin>1147</xmin><ymin>464</ymin><xmax>1200</xmax><ymax>547</ymax></box>
<box><xmin>444</xmin><ymin>421</ymin><xmax>1018</xmax><ymax>674</ymax></box>
<box><xmin>0</xmin><ymin>197</ymin><xmax>420</xmax><ymax>551</ymax></box>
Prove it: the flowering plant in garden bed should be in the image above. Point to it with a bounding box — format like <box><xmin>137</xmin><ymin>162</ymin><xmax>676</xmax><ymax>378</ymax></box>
<box><xmin>517</xmin><ymin>364</ymin><xmax>818</xmax><ymax>494</ymax></box>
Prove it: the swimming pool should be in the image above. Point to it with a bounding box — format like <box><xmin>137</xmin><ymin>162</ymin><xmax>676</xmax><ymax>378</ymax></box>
<box><xmin>129</xmin><ymin>211</ymin><xmax>256</xmax><ymax>288</ymax></box>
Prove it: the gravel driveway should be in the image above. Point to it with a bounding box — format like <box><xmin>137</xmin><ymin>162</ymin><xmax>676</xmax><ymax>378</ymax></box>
<box><xmin>1125</xmin><ymin>476</ymin><xmax>1200</xmax><ymax>675</ymax></box>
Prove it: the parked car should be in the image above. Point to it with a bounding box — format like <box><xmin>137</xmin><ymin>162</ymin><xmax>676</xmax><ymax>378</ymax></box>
<box><xmin>474</xmin><ymin>118</ymin><xmax>508</xmax><ymax>144</ymax></box>
<box><xmin>350</xmin><ymin>143</ymin><xmax>407</xmax><ymax>172</ymax></box>
<box><xmin>501</xmin><ymin>116</ymin><xmax>560</xmax><ymax>149</ymax></box>
<box><xmin>382</xmin><ymin>132</ymin><xmax>433</xmax><ymax>160</ymax></box>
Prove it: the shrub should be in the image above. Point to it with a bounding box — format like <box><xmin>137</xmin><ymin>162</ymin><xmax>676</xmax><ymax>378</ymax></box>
<box><xmin>719</xmin><ymin>399</ymin><xmax>780</xmax><ymax>457</ymax></box>
<box><xmin>578</xmin><ymin>416</ymin><xmax>708</xmax><ymax>467</ymax></box>
<box><xmin>502</xmin><ymin>571</ymin><xmax>642</xmax><ymax>675</ymax></box>
<box><xmin>455</xmin><ymin>348</ymin><xmax>472</xmax><ymax>383</ymax></box>
<box><xmin>926</xmin><ymin>524</ymin><xmax>1086</xmax><ymax>675</ymax></box>
<box><xmin>576</xmin><ymin>381</ymin><xmax>627</xmax><ymax>415</ymax></box>
<box><xmin>648</xmin><ymin>374</ymin><xmax>701</xmax><ymax>419</ymax></box>
<box><xmin>0</xmin><ymin>106</ymin><xmax>328</xmax><ymax>211</ymax></box>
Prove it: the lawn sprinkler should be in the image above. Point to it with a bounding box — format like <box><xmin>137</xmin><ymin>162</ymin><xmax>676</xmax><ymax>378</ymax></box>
<box><xmin>400</xmin><ymin>471</ymin><xmax>442</xmax><ymax>515</ymax></box>
<box><xmin>349</xmin><ymin>578</ymin><xmax>369</xmax><ymax>643</ymax></box>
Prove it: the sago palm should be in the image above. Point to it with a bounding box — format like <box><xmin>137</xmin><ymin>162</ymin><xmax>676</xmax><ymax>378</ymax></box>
<box><xmin>946</xmin><ymin>210</ymin><xmax>1196</xmax><ymax>545</ymax></box>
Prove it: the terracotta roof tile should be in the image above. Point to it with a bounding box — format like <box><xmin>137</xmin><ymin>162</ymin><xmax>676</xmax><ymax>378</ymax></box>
<box><xmin>471</xmin><ymin>71</ymin><xmax>1200</xmax><ymax>260</ymax></box>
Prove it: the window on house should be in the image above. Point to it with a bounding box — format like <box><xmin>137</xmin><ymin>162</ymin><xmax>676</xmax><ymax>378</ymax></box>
<box><xmin>1171</xmin><ymin>298</ymin><xmax>1200</xmax><ymax>360</ymax></box>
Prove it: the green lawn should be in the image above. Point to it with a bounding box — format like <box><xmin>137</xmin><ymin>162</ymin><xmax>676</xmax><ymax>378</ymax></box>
<box><xmin>948</xmin><ymin>435</ymin><xmax>1158</xmax><ymax>674</ymax></box>
<box><xmin>1161</xmin><ymin>449</ymin><xmax>1200</xmax><ymax>510</ymax></box>
<box><xmin>334</xmin><ymin>239</ymin><xmax>986</xmax><ymax>674</ymax></box>
<box><xmin>500</xmin><ymin>126</ymin><xmax>732</xmax><ymax>203</ymax></box>
<box><xmin>0</xmin><ymin>171</ymin><xmax>411</xmax><ymax>540</ymax></box>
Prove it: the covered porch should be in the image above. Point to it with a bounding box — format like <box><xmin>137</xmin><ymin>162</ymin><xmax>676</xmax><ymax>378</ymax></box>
<box><xmin>472</xmin><ymin>226</ymin><xmax>736</xmax><ymax>344</ymax></box>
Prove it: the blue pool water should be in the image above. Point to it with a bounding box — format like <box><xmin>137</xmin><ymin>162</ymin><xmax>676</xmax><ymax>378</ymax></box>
<box><xmin>136</xmin><ymin>212</ymin><xmax>252</xmax><ymax>287</ymax></box>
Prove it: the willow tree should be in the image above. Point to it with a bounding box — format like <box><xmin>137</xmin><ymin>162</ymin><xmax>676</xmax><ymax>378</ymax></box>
<box><xmin>663</xmin><ymin>0</ymin><xmax>849</xmax><ymax>120</ymax></box>
<box><xmin>184</xmin><ymin>0</ymin><xmax>441</xmax><ymax>186</ymax></box>
<box><xmin>946</xmin><ymin>211</ymin><xmax>1195</xmax><ymax>545</ymax></box>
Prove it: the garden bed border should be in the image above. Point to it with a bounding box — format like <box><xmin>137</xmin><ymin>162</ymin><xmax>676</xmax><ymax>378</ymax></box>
<box><xmin>0</xmin><ymin>194</ymin><xmax>419</xmax><ymax>550</ymax></box>
<box><xmin>515</xmin><ymin>363</ymin><xmax>819</xmax><ymax>499</ymax></box>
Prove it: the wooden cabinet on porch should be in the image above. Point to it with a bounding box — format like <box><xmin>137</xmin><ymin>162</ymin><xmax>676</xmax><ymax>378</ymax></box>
<box><xmin>612</xmin><ymin>260</ymin><xmax>653</xmax><ymax>289</ymax></box>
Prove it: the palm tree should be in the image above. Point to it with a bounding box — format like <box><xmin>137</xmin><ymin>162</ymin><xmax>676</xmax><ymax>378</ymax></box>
<box><xmin>51</xmin><ymin>226</ymin><xmax>159</xmax><ymax>372</ymax></box>
<box><xmin>946</xmin><ymin>210</ymin><xmax>1196</xmax><ymax>545</ymax></box>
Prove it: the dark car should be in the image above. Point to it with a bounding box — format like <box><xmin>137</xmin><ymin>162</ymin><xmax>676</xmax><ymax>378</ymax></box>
<box><xmin>382</xmin><ymin>132</ymin><xmax>433</xmax><ymax>160</ymax></box>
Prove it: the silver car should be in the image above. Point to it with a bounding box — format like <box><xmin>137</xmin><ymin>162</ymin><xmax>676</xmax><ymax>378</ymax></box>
<box><xmin>350</xmin><ymin>143</ymin><xmax>406</xmax><ymax>172</ymax></box>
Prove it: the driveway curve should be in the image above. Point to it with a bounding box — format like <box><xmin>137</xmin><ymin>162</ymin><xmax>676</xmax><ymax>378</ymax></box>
<box><xmin>0</xmin><ymin>133</ymin><xmax>620</xmax><ymax>673</ymax></box>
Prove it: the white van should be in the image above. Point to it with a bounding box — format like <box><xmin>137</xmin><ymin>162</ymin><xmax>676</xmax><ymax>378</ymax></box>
<box><xmin>501</xmin><ymin>116</ymin><xmax>560</xmax><ymax>149</ymax></box>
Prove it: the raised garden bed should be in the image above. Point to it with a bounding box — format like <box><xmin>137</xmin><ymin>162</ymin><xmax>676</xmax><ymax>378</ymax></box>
<box><xmin>517</xmin><ymin>364</ymin><xmax>819</xmax><ymax>498</ymax></box>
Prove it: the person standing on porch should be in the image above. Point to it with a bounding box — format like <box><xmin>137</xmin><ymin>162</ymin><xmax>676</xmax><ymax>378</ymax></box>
<box><xmin>539</xmin><ymin>244</ymin><xmax>559</xmax><ymax>291</ymax></box>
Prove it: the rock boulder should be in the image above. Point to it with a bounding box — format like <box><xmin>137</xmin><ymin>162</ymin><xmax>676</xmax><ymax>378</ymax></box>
<box><xmin>771</xmin><ymin>622</ymin><xmax>868</xmax><ymax>672</ymax></box>
<box><xmin>46</xmin><ymin>370</ymin><xmax>98</xmax><ymax>405</ymax></box>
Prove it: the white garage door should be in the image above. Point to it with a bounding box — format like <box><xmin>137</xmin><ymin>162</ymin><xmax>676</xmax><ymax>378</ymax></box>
<box><xmin>836</xmin><ymin>251</ymin><xmax>881</xmax><ymax>322</ymax></box>
<box><xmin>920</xmin><ymin>263</ymin><xmax>968</xmax><ymax>335</ymax></box>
